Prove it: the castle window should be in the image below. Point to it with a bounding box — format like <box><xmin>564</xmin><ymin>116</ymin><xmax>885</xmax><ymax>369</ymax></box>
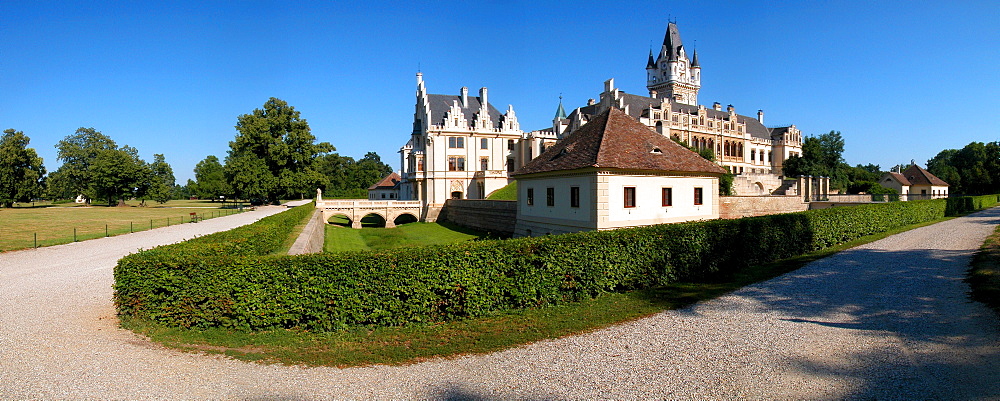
<box><xmin>662</xmin><ymin>187</ymin><xmax>673</xmax><ymax>207</ymax></box>
<box><xmin>570</xmin><ymin>186</ymin><xmax>580</xmax><ymax>208</ymax></box>
<box><xmin>507</xmin><ymin>158</ymin><xmax>514</xmax><ymax>173</ymax></box>
<box><xmin>448</xmin><ymin>157</ymin><xmax>465</xmax><ymax>171</ymax></box>
<box><xmin>417</xmin><ymin>158</ymin><xmax>424</xmax><ymax>171</ymax></box>
<box><xmin>480</xmin><ymin>157</ymin><xmax>489</xmax><ymax>171</ymax></box>
<box><xmin>527</xmin><ymin>188</ymin><xmax>534</xmax><ymax>206</ymax></box>
<box><xmin>449</xmin><ymin>137</ymin><xmax>465</xmax><ymax>148</ymax></box>
<box><xmin>546</xmin><ymin>187</ymin><xmax>555</xmax><ymax>207</ymax></box>
<box><xmin>508</xmin><ymin>139</ymin><xmax>515</xmax><ymax>151</ymax></box>
<box><xmin>481</xmin><ymin>138</ymin><xmax>488</xmax><ymax>149</ymax></box>
<box><xmin>694</xmin><ymin>187</ymin><xmax>704</xmax><ymax>206</ymax></box>
<box><xmin>624</xmin><ymin>187</ymin><xmax>636</xmax><ymax>208</ymax></box>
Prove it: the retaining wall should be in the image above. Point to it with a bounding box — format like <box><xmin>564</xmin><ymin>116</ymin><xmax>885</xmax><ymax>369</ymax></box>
<box><xmin>719</xmin><ymin>195</ymin><xmax>809</xmax><ymax>219</ymax></box>
<box><xmin>438</xmin><ymin>199</ymin><xmax>517</xmax><ymax>237</ymax></box>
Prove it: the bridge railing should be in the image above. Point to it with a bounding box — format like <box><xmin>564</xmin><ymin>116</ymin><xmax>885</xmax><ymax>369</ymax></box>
<box><xmin>318</xmin><ymin>199</ymin><xmax>422</xmax><ymax>208</ymax></box>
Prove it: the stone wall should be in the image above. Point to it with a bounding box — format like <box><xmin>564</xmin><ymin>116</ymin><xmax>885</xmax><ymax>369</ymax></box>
<box><xmin>719</xmin><ymin>195</ymin><xmax>809</xmax><ymax>219</ymax></box>
<box><xmin>438</xmin><ymin>199</ymin><xmax>517</xmax><ymax>237</ymax></box>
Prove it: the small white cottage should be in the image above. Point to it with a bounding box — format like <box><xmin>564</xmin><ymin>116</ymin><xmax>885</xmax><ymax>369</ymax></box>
<box><xmin>879</xmin><ymin>164</ymin><xmax>949</xmax><ymax>200</ymax></box>
<box><xmin>511</xmin><ymin>107</ymin><xmax>727</xmax><ymax>237</ymax></box>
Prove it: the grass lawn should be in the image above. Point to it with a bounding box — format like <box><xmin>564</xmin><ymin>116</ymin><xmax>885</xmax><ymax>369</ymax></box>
<box><xmin>127</xmin><ymin>214</ymin><xmax>958</xmax><ymax>368</ymax></box>
<box><xmin>486</xmin><ymin>181</ymin><xmax>516</xmax><ymax>200</ymax></box>
<box><xmin>324</xmin><ymin>219</ymin><xmax>488</xmax><ymax>252</ymax></box>
<box><xmin>969</xmin><ymin>224</ymin><xmax>1000</xmax><ymax>314</ymax></box>
<box><xmin>0</xmin><ymin>204</ymin><xmax>245</xmax><ymax>252</ymax></box>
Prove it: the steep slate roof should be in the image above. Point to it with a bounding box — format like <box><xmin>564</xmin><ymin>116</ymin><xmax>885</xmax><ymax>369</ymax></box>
<box><xmin>426</xmin><ymin>94</ymin><xmax>504</xmax><ymax>129</ymax></box>
<box><xmin>512</xmin><ymin>108</ymin><xmax>726</xmax><ymax>176</ymax></box>
<box><xmin>368</xmin><ymin>172</ymin><xmax>401</xmax><ymax>190</ymax></box>
<box><xmin>902</xmin><ymin>164</ymin><xmax>949</xmax><ymax>186</ymax></box>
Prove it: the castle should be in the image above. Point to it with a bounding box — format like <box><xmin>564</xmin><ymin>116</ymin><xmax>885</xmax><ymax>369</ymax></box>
<box><xmin>396</xmin><ymin>22</ymin><xmax>803</xmax><ymax>218</ymax></box>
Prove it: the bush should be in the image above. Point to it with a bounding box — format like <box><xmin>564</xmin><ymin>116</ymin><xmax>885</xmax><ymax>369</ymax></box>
<box><xmin>117</xmin><ymin>198</ymin><xmax>982</xmax><ymax>332</ymax></box>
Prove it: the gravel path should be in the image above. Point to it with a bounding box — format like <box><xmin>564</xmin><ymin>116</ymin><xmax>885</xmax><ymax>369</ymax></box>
<box><xmin>2</xmin><ymin>207</ymin><xmax>999</xmax><ymax>400</ymax></box>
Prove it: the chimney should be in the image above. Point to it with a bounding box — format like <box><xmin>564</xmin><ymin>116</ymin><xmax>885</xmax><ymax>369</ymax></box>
<box><xmin>460</xmin><ymin>87</ymin><xmax>468</xmax><ymax>108</ymax></box>
<box><xmin>650</xmin><ymin>89</ymin><xmax>658</xmax><ymax>98</ymax></box>
<box><xmin>604</xmin><ymin>78</ymin><xmax>615</xmax><ymax>93</ymax></box>
<box><xmin>713</xmin><ymin>102</ymin><xmax>722</xmax><ymax>111</ymax></box>
<box><xmin>727</xmin><ymin>104</ymin><xmax>735</xmax><ymax>113</ymax></box>
<box><xmin>479</xmin><ymin>87</ymin><xmax>488</xmax><ymax>109</ymax></box>
<box><xmin>587</xmin><ymin>98</ymin><xmax>596</xmax><ymax>106</ymax></box>
<box><xmin>757</xmin><ymin>109</ymin><xmax>764</xmax><ymax>124</ymax></box>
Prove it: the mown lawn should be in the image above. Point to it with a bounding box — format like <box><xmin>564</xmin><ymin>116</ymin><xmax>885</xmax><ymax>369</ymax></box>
<box><xmin>324</xmin><ymin>219</ymin><xmax>488</xmax><ymax>252</ymax></box>
<box><xmin>0</xmin><ymin>204</ymin><xmax>245</xmax><ymax>252</ymax></box>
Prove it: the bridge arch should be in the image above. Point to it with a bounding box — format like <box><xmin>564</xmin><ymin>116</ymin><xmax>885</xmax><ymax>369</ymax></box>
<box><xmin>393</xmin><ymin>213</ymin><xmax>419</xmax><ymax>226</ymax></box>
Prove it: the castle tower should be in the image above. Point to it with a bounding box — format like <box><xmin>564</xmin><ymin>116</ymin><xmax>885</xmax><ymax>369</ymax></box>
<box><xmin>647</xmin><ymin>22</ymin><xmax>700</xmax><ymax>106</ymax></box>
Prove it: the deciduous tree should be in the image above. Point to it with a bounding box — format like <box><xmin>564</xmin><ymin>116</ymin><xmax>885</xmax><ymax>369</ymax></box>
<box><xmin>0</xmin><ymin>129</ymin><xmax>46</xmax><ymax>207</ymax></box>
<box><xmin>224</xmin><ymin>98</ymin><xmax>333</xmax><ymax>202</ymax></box>
<box><xmin>193</xmin><ymin>155</ymin><xmax>231</xmax><ymax>201</ymax></box>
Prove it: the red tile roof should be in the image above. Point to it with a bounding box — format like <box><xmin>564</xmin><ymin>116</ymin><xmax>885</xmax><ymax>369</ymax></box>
<box><xmin>368</xmin><ymin>172</ymin><xmax>401</xmax><ymax>190</ymax></box>
<box><xmin>886</xmin><ymin>172</ymin><xmax>911</xmax><ymax>186</ymax></box>
<box><xmin>512</xmin><ymin>107</ymin><xmax>727</xmax><ymax>176</ymax></box>
<box><xmin>902</xmin><ymin>164</ymin><xmax>949</xmax><ymax>186</ymax></box>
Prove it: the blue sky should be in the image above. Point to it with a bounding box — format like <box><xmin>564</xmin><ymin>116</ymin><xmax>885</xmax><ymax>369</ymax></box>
<box><xmin>2</xmin><ymin>1</ymin><xmax>998</xmax><ymax>184</ymax></box>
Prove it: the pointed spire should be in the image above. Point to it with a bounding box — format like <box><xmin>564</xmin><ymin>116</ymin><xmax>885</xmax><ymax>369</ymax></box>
<box><xmin>661</xmin><ymin>22</ymin><xmax>684</xmax><ymax>61</ymax></box>
<box><xmin>646</xmin><ymin>49</ymin><xmax>656</xmax><ymax>69</ymax></box>
<box><xmin>554</xmin><ymin>95</ymin><xmax>567</xmax><ymax>119</ymax></box>
<box><xmin>691</xmin><ymin>49</ymin><xmax>700</xmax><ymax>67</ymax></box>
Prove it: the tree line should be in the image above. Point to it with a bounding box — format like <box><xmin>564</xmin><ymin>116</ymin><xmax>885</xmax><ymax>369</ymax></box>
<box><xmin>0</xmin><ymin>98</ymin><xmax>392</xmax><ymax>207</ymax></box>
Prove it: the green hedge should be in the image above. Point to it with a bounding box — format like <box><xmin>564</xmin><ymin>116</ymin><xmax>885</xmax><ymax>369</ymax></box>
<box><xmin>116</xmin><ymin>198</ymin><xmax>991</xmax><ymax>331</ymax></box>
<box><xmin>114</xmin><ymin>202</ymin><xmax>314</xmax><ymax>324</ymax></box>
<box><xmin>946</xmin><ymin>194</ymin><xmax>1000</xmax><ymax>216</ymax></box>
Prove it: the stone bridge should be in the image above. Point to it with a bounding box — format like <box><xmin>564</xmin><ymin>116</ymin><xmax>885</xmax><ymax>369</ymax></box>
<box><xmin>316</xmin><ymin>199</ymin><xmax>422</xmax><ymax>228</ymax></box>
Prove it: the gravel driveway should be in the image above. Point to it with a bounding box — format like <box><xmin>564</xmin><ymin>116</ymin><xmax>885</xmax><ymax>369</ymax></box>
<box><xmin>2</xmin><ymin>206</ymin><xmax>999</xmax><ymax>400</ymax></box>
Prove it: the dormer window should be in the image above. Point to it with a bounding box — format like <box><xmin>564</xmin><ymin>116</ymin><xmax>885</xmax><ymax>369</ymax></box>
<box><xmin>651</xmin><ymin>147</ymin><xmax>663</xmax><ymax>154</ymax></box>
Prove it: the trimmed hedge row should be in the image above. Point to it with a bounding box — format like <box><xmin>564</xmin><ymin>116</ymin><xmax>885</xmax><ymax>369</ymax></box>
<box><xmin>116</xmin><ymin>198</ymin><xmax>994</xmax><ymax>331</ymax></box>
<box><xmin>946</xmin><ymin>194</ymin><xmax>1000</xmax><ymax>216</ymax></box>
<box><xmin>114</xmin><ymin>202</ymin><xmax>314</xmax><ymax>324</ymax></box>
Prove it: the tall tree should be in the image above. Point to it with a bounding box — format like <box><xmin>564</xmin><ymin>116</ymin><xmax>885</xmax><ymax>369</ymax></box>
<box><xmin>783</xmin><ymin>130</ymin><xmax>849</xmax><ymax>190</ymax></box>
<box><xmin>89</xmin><ymin>146</ymin><xmax>147</xmax><ymax>206</ymax></box>
<box><xmin>147</xmin><ymin>154</ymin><xmax>176</xmax><ymax>204</ymax></box>
<box><xmin>193</xmin><ymin>155</ymin><xmax>231</xmax><ymax>201</ymax></box>
<box><xmin>0</xmin><ymin>129</ymin><xmax>47</xmax><ymax>207</ymax></box>
<box><xmin>927</xmin><ymin>142</ymin><xmax>1000</xmax><ymax>195</ymax></box>
<box><xmin>224</xmin><ymin>98</ymin><xmax>333</xmax><ymax>202</ymax></box>
<box><xmin>52</xmin><ymin>127</ymin><xmax>117</xmax><ymax>202</ymax></box>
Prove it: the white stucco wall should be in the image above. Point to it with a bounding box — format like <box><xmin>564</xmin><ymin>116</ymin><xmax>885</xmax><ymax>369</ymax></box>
<box><xmin>603</xmin><ymin>174</ymin><xmax>718</xmax><ymax>229</ymax></box>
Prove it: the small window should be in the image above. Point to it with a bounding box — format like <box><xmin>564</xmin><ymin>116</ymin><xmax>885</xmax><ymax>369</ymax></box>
<box><xmin>448</xmin><ymin>157</ymin><xmax>465</xmax><ymax>171</ymax></box>
<box><xmin>662</xmin><ymin>187</ymin><xmax>672</xmax><ymax>207</ymax></box>
<box><xmin>381</xmin><ymin>193</ymin><xmax>386</xmax><ymax>199</ymax></box>
<box><xmin>546</xmin><ymin>187</ymin><xmax>555</xmax><ymax>207</ymax></box>
<box><xmin>481</xmin><ymin>138</ymin><xmax>488</xmax><ymax>149</ymax></box>
<box><xmin>507</xmin><ymin>158</ymin><xmax>514</xmax><ymax>173</ymax></box>
<box><xmin>480</xmin><ymin>157</ymin><xmax>489</xmax><ymax>171</ymax></box>
<box><xmin>507</xmin><ymin>139</ymin><xmax>514</xmax><ymax>151</ymax></box>
<box><xmin>694</xmin><ymin>187</ymin><xmax>704</xmax><ymax>205</ymax></box>
<box><xmin>570</xmin><ymin>186</ymin><xmax>580</xmax><ymax>208</ymax></box>
<box><xmin>527</xmin><ymin>188</ymin><xmax>534</xmax><ymax>206</ymax></box>
<box><xmin>417</xmin><ymin>158</ymin><xmax>424</xmax><ymax>171</ymax></box>
<box><xmin>624</xmin><ymin>187</ymin><xmax>636</xmax><ymax>208</ymax></box>
<box><xmin>448</xmin><ymin>137</ymin><xmax>465</xmax><ymax>148</ymax></box>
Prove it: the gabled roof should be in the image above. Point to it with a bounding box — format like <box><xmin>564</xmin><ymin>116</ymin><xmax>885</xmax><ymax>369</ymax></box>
<box><xmin>368</xmin><ymin>172</ymin><xmax>401</xmax><ymax>190</ymax></box>
<box><xmin>512</xmin><ymin>108</ymin><xmax>727</xmax><ymax>177</ymax></box>
<box><xmin>426</xmin><ymin>94</ymin><xmax>503</xmax><ymax>129</ymax></box>
<box><xmin>902</xmin><ymin>164</ymin><xmax>949</xmax><ymax>186</ymax></box>
<box><xmin>884</xmin><ymin>172</ymin><xmax>911</xmax><ymax>186</ymax></box>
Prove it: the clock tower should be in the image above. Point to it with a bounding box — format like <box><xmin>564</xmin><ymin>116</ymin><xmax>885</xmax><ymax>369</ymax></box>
<box><xmin>646</xmin><ymin>22</ymin><xmax>700</xmax><ymax>106</ymax></box>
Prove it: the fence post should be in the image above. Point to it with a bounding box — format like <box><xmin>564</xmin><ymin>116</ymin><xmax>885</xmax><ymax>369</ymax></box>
<box><xmin>150</xmin><ymin>220</ymin><xmax>153</xmax><ymax>230</ymax></box>
<box><xmin>74</xmin><ymin>228</ymin><xmax>77</xmax><ymax>242</ymax></box>
<box><xmin>106</xmin><ymin>224</ymin><xmax>109</xmax><ymax>237</ymax></box>
<box><xmin>130</xmin><ymin>222</ymin><xmax>133</xmax><ymax>233</ymax></box>
<box><xmin>34</xmin><ymin>233</ymin><xmax>37</xmax><ymax>248</ymax></box>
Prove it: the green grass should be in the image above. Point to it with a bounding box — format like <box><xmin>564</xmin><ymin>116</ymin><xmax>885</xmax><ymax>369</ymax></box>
<box><xmin>324</xmin><ymin>221</ymin><xmax>488</xmax><ymax>252</ymax></box>
<box><xmin>969</xmin><ymin>224</ymin><xmax>1000</xmax><ymax>314</ymax></box>
<box><xmin>126</xmin><ymin>213</ymin><xmax>957</xmax><ymax>368</ymax></box>
<box><xmin>0</xmin><ymin>204</ymin><xmax>245</xmax><ymax>252</ymax></box>
<box><xmin>486</xmin><ymin>181</ymin><xmax>517</xmax><ymax>200</ymax></box>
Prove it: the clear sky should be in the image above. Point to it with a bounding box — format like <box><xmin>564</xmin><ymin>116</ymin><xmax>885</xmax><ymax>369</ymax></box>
<box><xmin>2</xmin><ymin>1</ymin><xmax>998</xmax><ymax>184</ymax></box>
